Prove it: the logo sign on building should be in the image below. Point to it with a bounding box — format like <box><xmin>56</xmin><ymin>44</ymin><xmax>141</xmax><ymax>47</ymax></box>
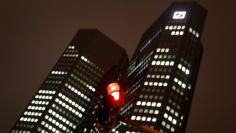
<box><xmin>173</xmin><ymin>11</ymin><xmax>186</xmax><ymax>19</ymax></box>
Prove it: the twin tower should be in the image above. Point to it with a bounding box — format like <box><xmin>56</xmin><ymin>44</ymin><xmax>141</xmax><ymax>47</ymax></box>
<box><xmin>11</xmin><ymin>2</ymin><xmax>207</xmax><ymax>133</ymax></box>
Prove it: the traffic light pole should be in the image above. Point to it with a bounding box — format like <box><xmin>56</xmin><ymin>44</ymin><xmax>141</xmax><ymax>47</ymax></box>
<box><xmin>118</xmin><ymin>115</ymin><xmax>161</xmax><ymax>133</ymax></box>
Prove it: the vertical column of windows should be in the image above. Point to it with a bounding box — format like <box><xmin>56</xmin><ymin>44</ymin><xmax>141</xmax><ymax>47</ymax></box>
<box><xmin>161</xmin><ymin>99</ymin><xmax>181</xmax><ymax>133</ymax></box>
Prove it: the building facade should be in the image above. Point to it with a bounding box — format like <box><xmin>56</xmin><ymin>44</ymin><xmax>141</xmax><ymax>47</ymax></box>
<box><xmin>115</xmin><ymin>2</ymin><xmax>207</xmax><ymax>133</ymax></box>
<box><xmin>10</xmin><ymin>29</ymin><xmax>129</xmax><ymax>133</ymax></box>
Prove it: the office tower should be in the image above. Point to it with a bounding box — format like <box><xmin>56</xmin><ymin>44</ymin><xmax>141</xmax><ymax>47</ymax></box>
<box><xmin>115</xmin><ymin>2</ymin><xmax>207</xmax><ymax>133</ymax></box>
<box><xmin>10</xmin><ymin>29</ymin><xmax>129</xmax><ymax>133</ymax></box>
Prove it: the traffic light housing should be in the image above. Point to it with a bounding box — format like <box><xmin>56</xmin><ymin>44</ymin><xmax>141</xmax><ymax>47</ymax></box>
<box><xmin>106</xmin><ymin>82</ymin><xmax>124</xmax><ymax>107</ymax></box>
<box><xmin>96</xmin><ymin>66</ymin><xmax>126</xmax><ymax>131</ymax></box>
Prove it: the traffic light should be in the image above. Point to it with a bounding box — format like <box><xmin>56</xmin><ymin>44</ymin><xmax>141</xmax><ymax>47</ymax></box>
<box><xmin>95</xmin><ymin>66</ymin><xmax>126</xmax><ymax>131</ymax></box>
<box><xmin>107</xmin><ymin>83</ymin><xmax>121</xmax><ymax>101</ymax></box>
<box><xmin>106</xmin><ymin>82</ymin><xmax>124</xmax><ymax>107</ymax></box>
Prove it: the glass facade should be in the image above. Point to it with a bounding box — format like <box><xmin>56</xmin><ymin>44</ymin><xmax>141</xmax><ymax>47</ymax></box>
<box><xmin>10</xmin><ymin>29</ymin><xmax>129</xmax><ymax>133</ymax></box>
<box><xmin>115</xmin><ymin>2</ymin><xmax>207</xmax><ymax>133</ymax></box>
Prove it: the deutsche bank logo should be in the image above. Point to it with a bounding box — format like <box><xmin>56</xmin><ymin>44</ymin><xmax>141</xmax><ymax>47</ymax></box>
<box><xmin>173</xmin><ymin>11</ymin><xmax>186</xmax><ymax>19</ymax></box>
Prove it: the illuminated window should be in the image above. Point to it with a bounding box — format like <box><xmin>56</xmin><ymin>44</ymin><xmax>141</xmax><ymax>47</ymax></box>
<box><xmin>141</xmin><ymin>117</ymin><xmax>146</xmax><ymax>121</ymax></box>
<box><xmin>131</xmin><ymin>116</ymin><xmax>136</xmax><ymax>120</ymax></box>
<box><xmin>165</xmin><ymin>26</ymin><xmax>169</xmax><ymax>30</ymax></box>
<box><xmin>136</xmin><ymin>116</ymin><xmax>141</xmax><ymax>121</ymax></box>
<box><xmin>196</xmin><ymin>33</ymin><xmax>199</xmax><ymax>38</ymax></box>
<box><xmin>171</xmin><ymin>31</ymin><xmax>175</xmax><ymax>35</ymax></box>
<box><xmin>175</xmin><ymin>31</ymin><xmax>180</xmax><ymax>35</ymax></box>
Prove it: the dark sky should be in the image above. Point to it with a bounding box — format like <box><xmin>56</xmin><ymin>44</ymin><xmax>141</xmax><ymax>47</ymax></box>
<box><xmin>1</xmin><ymin>0</ymin><xmax>236</xmax><ymax>132</ymax></box>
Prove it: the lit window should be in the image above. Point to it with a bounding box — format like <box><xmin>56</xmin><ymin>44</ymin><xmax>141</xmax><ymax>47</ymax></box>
<box><xmin>149</xmin><ymin>110</ymin><xmax>154</xmax><ymax>114</ymax></box>
<box><xmin>154</xmin><ymin>110</ymin><xmax>159</xmax><ymax>114</ymax></box>
<box><xmin>163</xmin><ymin>83</ymin><xmax>168</xmax><ymax>86</ymax></box>
<box><xmin>136</xmin><ymin>116</ymin><xmax>141</xmax><ymax>121</ymax></box>
<box><xmin>178</xmin><ymin>64</ymin><xmax>182</xmax><ymax>69</ymax></box>
<box><xmin>175</xmin><ymin>112</ymin><xmax>179</xmax><ymax>117</ymax></box>
<box><xmin>166</xmin><ymin>124</ymin><xmax>170</xmax><ymax>129</ymax></box>
<box><xmin>151</xmin><ymin>102</ymin><xmax>156</xmax><ymax>107</ymax></box>
<box><xmin>147</xmin><ymin>117</ymin><xmax>151</xmax><ymax>122</ymax></box>
<box><xmin>157</xmin><ymin>102</ymin><xmax>162</xmax><ymax>107</ymax></box>
<box><xmin>171</xmin><ymin>127</ymin><xmax>175</xmax><ymax>132</ymax></box>
<box><xmin>165</xmin><ymin>26</ymin><xmax>169</xmax><ymax>30</ymax></box>
<box><xmin>171</xmin><ymin>31</ymin><xmax>175</xmax><ymax>35</ymax></box>
<box><xmin>170</xmin><ymin>61</ymin><xmax>174</xmax><ymax>66</ymax></box>
<box><xmin>178</xmin><ymin>80</ymin><xmax>182</xmax><ymax>86</ymax></box>
<box><xmin>189</xmin><ymin>28</ymin><xmax>192</xmax><ymax>32</ymax></box>
<box><xmin>152</xmin><ymin>118</ymin><xmax>157</xmax><ymax>122</ymax></box>
<box><xmin>165</xmin><ymin>61</ymin><xmax>170</xmax><ymax>66</ymax></box>
<box><xmin>165</xmin><ymin>48</ymin><xmax>169</xmax><ymax>52</ymax></box>
<box><xmin>131</xmin><ymin>116</ymin><xmax>136</xmax><ymax>120</ymax></box>
<box><xmin>161</xmin><ymin>61</ymin><xmax>165</xmax><ymax>65</ymax></box>
<box><xmin>173</xmin><ymin>119</ymin><xmax>177</xmax><ymax>125</ymax></box>
<box><xmin>144</xmin><ymin>82</ymin><xmax>148</xmax><ymax>85</ymax></box>
<box><xmin>168</xmin><ymin>116</ymin><xmax>173</xmax><ymax>121</ymax></box>
<box><xmin>151</xmin><ymin>61</ymin><xmax>156</xmax><ymax>65</ymax></box>
<box><xmin>175</xmin><ymin>31</ymin><xmax>180</xmax><ymax>35</ymax></box>
<box><xmin>196</xmin><ymin>33</ymin><xmax>199</xmax><ymax>38</ymax></box>
<box><xmin>136</xmin><ymin>101</ymin><xmax>141</xmax><ymax>105</ymax></box>
<box><xmin>164</xmin><ymin>113</ymin><xmax>168</xmax><ymax>118</ymax></box>
<box><xmin>162</xmin><ymin>121</ymin><xmax>166</xmax><ymax>126</ymax></box>
<box><xmin>166</xmin><ymin>75</ymin><xmax>170</xmax><ymax>79</ymax></box>
<box><xmin>186</xmin><ymin>69</ymin><xmax>190</xmax><ymax>75</ymax></box>
<box><xmin>149</xmin><ymin>82</ymin><xmax>153</xmax><ymax>86</ymax></box>
<box><xmin>154</xmin><ymin>82</ymin><xmax>158</xmax><ymax>86</ymax></box>
<box><xmin>141</xmin><ymin>117</ymin><xmax>146</xmax><ymax>121</ymax></box>
<box><xmin>182</xmin><ymin>83</ymin><xmax>186</xmax><ymax>88</ymax></box>
<box><xmin>141</xmin><ymin>101</ymin><xmax>146</xmax><ymax>106</ymax></box>
<box><xmin>161</xmin><ymin>48</ymin><xmax>165</xmax><ymax>52</ymax></box>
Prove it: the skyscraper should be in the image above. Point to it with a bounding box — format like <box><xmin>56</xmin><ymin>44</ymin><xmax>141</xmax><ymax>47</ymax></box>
<box><xmin>10</xmin><ymin>29</ymin><xmax>129</xmax><ymax>133</ymax></box>
<box><xmin>115</xmin><ymin>2</ymin><xmax>207</xmax><ymax>133</ymax></box>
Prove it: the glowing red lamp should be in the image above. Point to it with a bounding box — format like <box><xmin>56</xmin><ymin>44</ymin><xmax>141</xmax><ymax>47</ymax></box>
<box><xmin>107</xmin><ymin>83</ymin><xmax>121</xmax><ymax>101</ymax></box>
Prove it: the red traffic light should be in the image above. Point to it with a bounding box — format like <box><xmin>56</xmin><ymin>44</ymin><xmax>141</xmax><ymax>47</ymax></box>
<box><xmin>107</xmin><ymin>83</ymin><xmax>121</xmax><ymax>101</ymax></box>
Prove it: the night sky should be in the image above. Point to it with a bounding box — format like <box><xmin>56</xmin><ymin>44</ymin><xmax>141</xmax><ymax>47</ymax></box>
<box><xmin>1</xmin><ymin>0</ymin><xmax>236</xmax><ymax>132</ymax></box>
